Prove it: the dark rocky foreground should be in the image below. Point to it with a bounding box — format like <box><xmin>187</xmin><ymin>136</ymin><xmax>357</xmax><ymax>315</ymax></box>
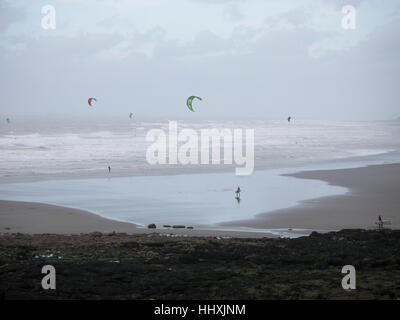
<box><xmin>0</xmin><ymin>229</ymin><xmax>399</xmax><ymax>300</ymax></box>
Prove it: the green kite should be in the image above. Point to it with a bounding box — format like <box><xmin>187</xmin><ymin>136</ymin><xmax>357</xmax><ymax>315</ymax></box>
<box><xmin>186</xmin><ymin>96</ymin><xmax>202</xmax><ymax>112</ymax></box>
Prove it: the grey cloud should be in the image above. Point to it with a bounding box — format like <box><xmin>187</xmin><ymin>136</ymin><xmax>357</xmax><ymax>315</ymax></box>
<box><xmin>191</xmin><ymin>0</ymin><xmax>245</xmax><ymax>4</ymax></box>
<box><xmin>225</xmin><ymin>4</ymin><xmax>245</xmax><ymax>22</ymax></box>
<box><xmin>0</xmin><ymin>0</ymin><xmax>25</xmax><ymax>32</ymax></box>
<box><xmin>322</xmin><ymin>0</ymin><xmax>368</xmax><ymax>9</ymax></box>
<box><xmin>1</xmin><ymin>8</ymin><xmax>399</xmax><ymax>120</ymax></box>
<box><xmin>96</xmin><ymin>14</ymin><xmax>121</xmax><ymax>29</ymax></box>
<box><xmin>355</xmin><ymin>18</ymin><xmax>400</xmax><ymax>61</ymax></box>
<box><xmin>265</xmin><ymin>6</ymin><xmax>311</xmax><ymax>29</ymax></box>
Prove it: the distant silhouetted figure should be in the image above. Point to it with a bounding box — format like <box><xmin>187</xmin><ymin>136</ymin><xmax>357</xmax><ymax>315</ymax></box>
<box><xmin>378</xmin><ymin>215</ymin><xmax>383</xmax><ymax>230</ymax></box>
<box><xmin>235</xmin><ymin>186</ymin><xmax>241</xmax><ymax>199</ymax></box>
<box><xmin>108</xmin><ymin>166</ymin><xmax>111</xmax><ymax>173</ymax></box>
<box><xmin>287</xmin><ymin>116</ymin><xmax>291</xmax><ymax>122</ymax></box>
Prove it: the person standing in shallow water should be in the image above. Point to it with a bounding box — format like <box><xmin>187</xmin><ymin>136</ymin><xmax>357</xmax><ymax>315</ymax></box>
<box><xmin>235</xmin><ymin>186</ymin><xmax>241</xmax><ymax>199</ymax></box>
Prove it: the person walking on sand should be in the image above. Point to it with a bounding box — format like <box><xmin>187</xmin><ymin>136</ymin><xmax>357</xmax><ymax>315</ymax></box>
<box><xmin>235</xmin><ymin>186</ymin><xmax>241</xmax><ymax>199</ymax></box>
<box><xmin>108</xmin><ymin>166</ymin><xmax>111</xmax><ymax>173</ymax></box>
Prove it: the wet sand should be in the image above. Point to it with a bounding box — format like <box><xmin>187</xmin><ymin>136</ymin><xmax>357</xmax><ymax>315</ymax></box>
<box><xmin>1</xmin><ymin>163</ymin><xmax>399</xmax><ymax>236</ymax></box>
<box><xmin>0</xmin><ymin>200</ymin><xmax>272</xmax><ymax>238</ymax></box>
<box><xmin>221</xmin><ymin>163</ymin><xmax>400</xmax><ymax>231</ymax></box>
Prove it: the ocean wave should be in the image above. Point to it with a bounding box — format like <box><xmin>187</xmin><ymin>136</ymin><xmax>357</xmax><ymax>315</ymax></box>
<box><xmin>0</xmin><ymin>119</ymin><xmax>400</xmax><ymax>178</ymax></box>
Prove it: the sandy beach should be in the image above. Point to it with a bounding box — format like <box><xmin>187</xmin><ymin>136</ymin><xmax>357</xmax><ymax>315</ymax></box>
<box><xmin>0</xmin><ymin>200</ymin><xmax>273</xmax><ymax>238</ymax></box>
<box><xmin>1</xmin><ymin>163</ymin><xmax>399</xmax><ymax>236</ymax></box>
<box><xmin>222</xmin><ymin>163</ymin><xmax>400</xmax><ymax>231</ymax></box>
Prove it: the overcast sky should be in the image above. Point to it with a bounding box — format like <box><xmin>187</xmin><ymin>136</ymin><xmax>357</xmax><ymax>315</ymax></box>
<box><xmin>1</xmin><ymin>0</ymin><xmax>399</xmax><ymax>120</ymax></box>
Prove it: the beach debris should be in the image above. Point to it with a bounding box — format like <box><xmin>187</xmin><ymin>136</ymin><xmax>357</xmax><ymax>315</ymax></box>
<box><xmin>163</xmin><ymin>233</ymin><xmax>186</xmax><ymax>238</ymax></box>
<box><xmin>88</xmin><ymin>97</ymin><xmax>97</xmax><ymax>107</ymax></box>
<box><xmin>109</xmin><ymin>260</ymin><xmax>120</xmax><ymax>263</ymax></box>
<box><xmin>186</xmin><ymin>96</ymin><xmax>202</xmax><ymax>112</ymax></box>
<box><xmin>148</xmin><ymin>224</ymin><xmax>157</xmax><ymax>229</ymax></box>
<box><xmin>35</xmin><ymin>253</ymin><xmax>54</xmax><ymax>259</ymax></box>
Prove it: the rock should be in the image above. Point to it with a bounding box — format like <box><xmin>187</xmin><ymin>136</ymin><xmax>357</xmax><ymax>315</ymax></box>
<box><xmin>122</xmin><ymin>242</ymin><xmax>139</xmax><ymax>248</ymax></box>
<box><xmin>90</xmin><ymin>232</ymin><xmax>103</xmax><ymax>237</ymax></box>
<box><xmin>147</xmin><ymin>224</ymin><xmax>157</xmax><ymax>229</ymax></box>
<box><xmin>187</xmin><ymin>226</ymin><xmax>194</xmax><ymax>229</ymax></box>
<box><xmin>163</xmin><ymin>225</ymin><xmax>171</xmax><ymax>228</ymax></box>
<box><xmin>172</xmin><ymin>225</ymin><xmax>185</xmax><ymax>229</ymax></box>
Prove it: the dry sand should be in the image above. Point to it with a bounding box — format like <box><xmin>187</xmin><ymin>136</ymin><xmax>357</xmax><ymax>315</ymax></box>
<box><xmin>221</xmin><ymin>163</ymin><xmax>400</xmax><ymax>231</ymax></box>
